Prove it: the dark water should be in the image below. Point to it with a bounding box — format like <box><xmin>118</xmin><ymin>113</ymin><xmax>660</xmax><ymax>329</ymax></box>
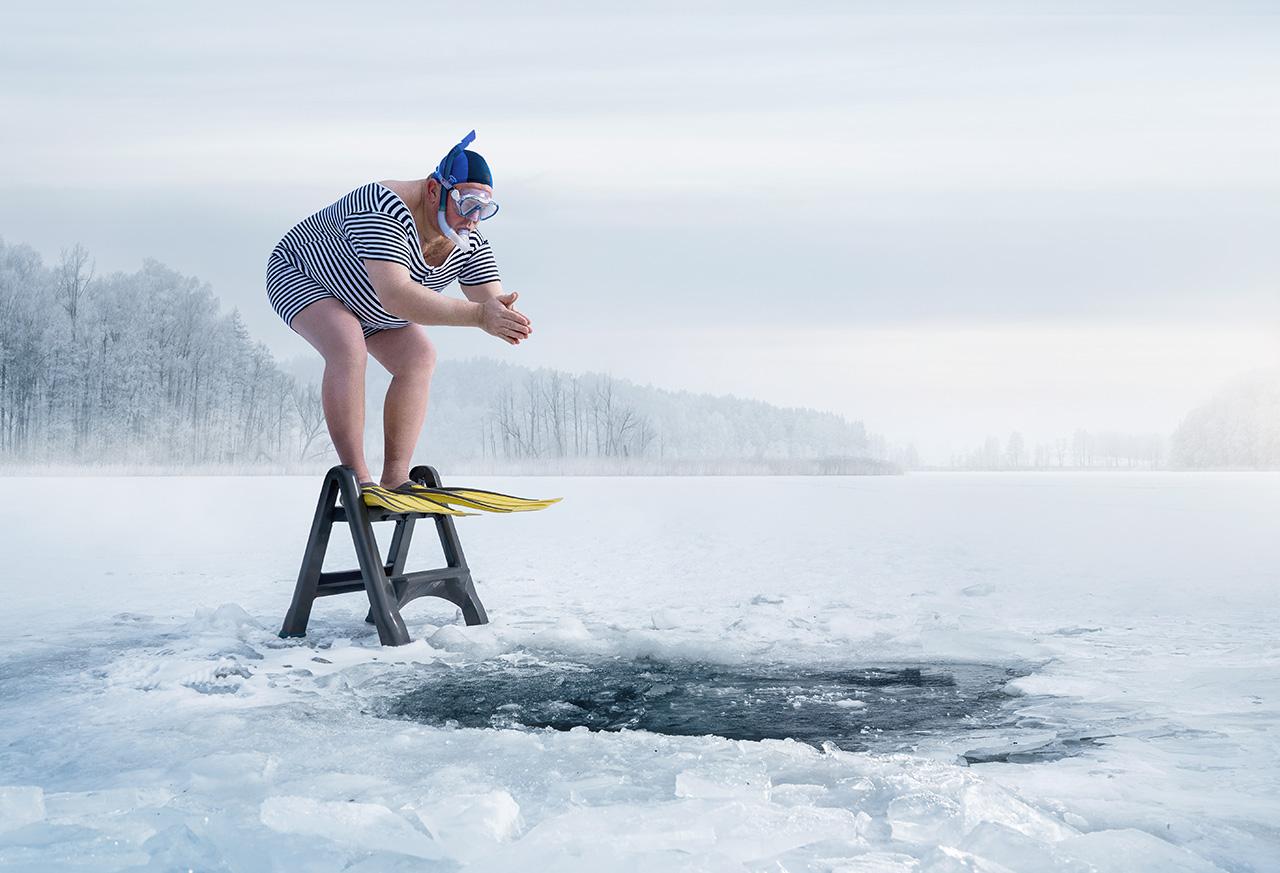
<box><xmin>385</xmin><ymin>656</ymin><xmax>1039</xmax><ymax>754</ymax></box>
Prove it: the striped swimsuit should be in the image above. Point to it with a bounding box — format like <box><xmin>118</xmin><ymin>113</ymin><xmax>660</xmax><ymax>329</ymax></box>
<box><xmin>266</xmin><ymin>182</ymin><xmax>501</xmax><ymax>337</ymax></box>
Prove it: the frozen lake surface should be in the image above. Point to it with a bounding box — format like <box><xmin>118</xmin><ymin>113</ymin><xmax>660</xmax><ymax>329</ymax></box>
<box><xmin>0</xmin><ymin>472</ymin><xmax>1276</xmax><ymax>871</ymax></box>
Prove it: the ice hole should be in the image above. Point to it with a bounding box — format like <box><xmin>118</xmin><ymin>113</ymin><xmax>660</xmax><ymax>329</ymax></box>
<box><xmin>383</xmin><ymin>657</ymin><xmax>1059</xmax><ymax>756</ymax></box>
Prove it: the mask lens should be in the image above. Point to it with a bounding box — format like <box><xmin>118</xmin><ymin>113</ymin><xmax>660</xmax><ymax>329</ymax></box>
<box><xmin>452</xmin><ymin>190</ymin><xmax>499</xmax><ymax>220</ymax></box>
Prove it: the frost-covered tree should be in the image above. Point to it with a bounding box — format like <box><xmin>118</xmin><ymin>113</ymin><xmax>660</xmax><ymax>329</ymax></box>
<box><xmin>1171</xmin><ymin>371</ymin><xmax>1280</xmax><ymax>469</ymax></box>
<box><xmin>0</xmin><ymin>239</ymin><xmax>310</xmax><ymax>466</ymax></box>
<box><xmin>1005</xmin><ymin>431</ymin><xmax>1025</xmax><ymax>468</ymax></box>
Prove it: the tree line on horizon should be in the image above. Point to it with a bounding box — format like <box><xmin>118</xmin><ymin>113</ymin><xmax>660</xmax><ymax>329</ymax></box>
<box><xmin>0</xmin><ymin>238</ymin><xmax>885</xmax><ymax>471</ymax></box>
<box><xmin>942</xmin><ymin>373</ymin><xmax>1280</xmax><ymax>471</ymax></box>
<box><xmin>946</xmin><ymin>429</ymin><xmax>1166</xmax><ymax>471</ymax></box>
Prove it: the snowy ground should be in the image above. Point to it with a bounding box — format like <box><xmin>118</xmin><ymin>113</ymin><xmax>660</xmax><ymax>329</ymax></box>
<box><xmin>0</xmin><ymin>473</ymin><xmax>1277</xmax><ymax>872</ymax></box>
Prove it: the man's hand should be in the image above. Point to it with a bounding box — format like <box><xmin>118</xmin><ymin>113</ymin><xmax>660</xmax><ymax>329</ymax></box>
<box><xmin>478</xmin><ymin>292</ymin><xmax>532</xmax><ymax>344</ymax></box>
<box><xmin>499</xmin><ymin>291</ymin><xmax>532</xmax><ymax>336</ymax></box>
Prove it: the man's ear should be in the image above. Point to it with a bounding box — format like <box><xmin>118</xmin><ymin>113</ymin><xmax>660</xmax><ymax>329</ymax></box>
<box><xmin>424</xmin><ymin>177</ymin><xmax>440</xmax><ymax>200</ymax></box>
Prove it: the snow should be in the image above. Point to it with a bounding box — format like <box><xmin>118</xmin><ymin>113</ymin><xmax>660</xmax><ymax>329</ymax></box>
<box><xmin>0</xmin><ymin>787</ymin><xmax>44</xmax><ymax>834</ymax></box>
<box><xmin>0</xmin><ymin>472</ymin><xmax>1277</xmax><ymax>871</ymax></box>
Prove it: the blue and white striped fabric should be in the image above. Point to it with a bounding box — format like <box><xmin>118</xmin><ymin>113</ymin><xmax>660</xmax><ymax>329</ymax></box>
<box><xmin>266</xmin><ymin>182</ymin><xmax>500</xmax><ymax>337</ymax></box>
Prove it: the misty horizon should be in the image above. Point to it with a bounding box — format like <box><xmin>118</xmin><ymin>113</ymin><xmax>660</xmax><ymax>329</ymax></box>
<box><xmin>5</xmin><ymin>231</ymin><xmax>1275</xmax><ymax>471</ymax></box>
<box><xmin>2</xmin><ymin>4</ymin><xmax>1278</xmax><ymax>462</ymax></box>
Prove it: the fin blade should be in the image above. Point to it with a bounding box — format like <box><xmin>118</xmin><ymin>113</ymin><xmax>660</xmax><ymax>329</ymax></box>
<box><xmin>442</xmin><ymin>487</ymin><xmax>561</xmax><ymax>511</ymax></box>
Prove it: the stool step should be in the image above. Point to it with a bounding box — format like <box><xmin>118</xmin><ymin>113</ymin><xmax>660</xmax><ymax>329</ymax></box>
<box><xmin>315</xmin><ymin>566</ymin><xmax>467</xmax><ymax>597</ymax></box>
<box><xmin>332</xmin><ymin>505</ymin><xmax>444</xmax><ymax>524</ymax></box>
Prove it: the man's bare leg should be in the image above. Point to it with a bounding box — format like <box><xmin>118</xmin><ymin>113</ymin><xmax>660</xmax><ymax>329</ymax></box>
<box><xmin>290</xmin><ymin>299</ymin><xmax>373</xmax><ymax>484</ymax></box>
<box><xmin>366</xmin><ymin>324</ymin><xmax>436</xmax><ymax>488</ymax></box>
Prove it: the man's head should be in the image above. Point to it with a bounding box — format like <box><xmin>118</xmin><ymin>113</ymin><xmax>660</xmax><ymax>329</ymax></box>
<box><xmin>424</xmin><ymin>178</ymin><xmax>495</xmax><ymax>233</ymax></box>
<box><xmin>428</xmin><ymin>131</ymin><xmax>498</xmax><ymax>248</ymax></box>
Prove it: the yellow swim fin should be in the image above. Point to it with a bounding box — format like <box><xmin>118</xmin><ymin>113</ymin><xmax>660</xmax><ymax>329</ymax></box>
<box><xmin>401</xmin><ymin>483</ymin><xmax>561</xmax><ymax>513</ymax></box>
<box><xmin>360</xmin><ymin>484</ymin><xmax>475</xmax><ymax>516</ymax></box>
<box><xmin>395</xmin><ymin>485</ymin><xmax>514</xmax><ymax>512</ymax></box>
<box><xmin>443</xmin><ymin>487</ymin><xmax>561</xmax><ymax>512</ymax></box>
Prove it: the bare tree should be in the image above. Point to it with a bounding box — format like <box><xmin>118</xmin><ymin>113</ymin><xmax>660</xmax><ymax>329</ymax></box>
<box><xmin>55</xmin><ymin>243</ymin><xmax>94</xmax><ymax>342</ymax></box>
<box><xmin>291</xmin><ymin>381</ymin><xmax>329</xmax><ymax>460</ymax></box>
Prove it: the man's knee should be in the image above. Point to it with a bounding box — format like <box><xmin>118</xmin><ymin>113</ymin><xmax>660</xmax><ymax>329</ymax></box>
<box><xmin>324</xmin><ymin>343</ymin><xmax>369</xmax><ymax>374</ymax></box>
<box><xmin>382</xmin><ymin>330</ymin><xmax>436</xmax><ymax>378</ymax></box>
<box><xmin>416</xmin><ymin>336</ymin><xmax>438</xmax><ymax>374</ymax></box>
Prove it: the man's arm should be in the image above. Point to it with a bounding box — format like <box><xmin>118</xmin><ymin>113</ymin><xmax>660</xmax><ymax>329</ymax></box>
<box><xmin>365</xmin><ymin>259</ymin><xmax>481</xmax><ymax>326</ymax></box>
<box><xmin>459</xmin><ymin>280</ymin><xmax>503</xmax><ymax>303</ymax></box>
<box><xmin>363</xmin><ymin>260</ymin><xmax>530</xmax><ymax>343</ymax></box>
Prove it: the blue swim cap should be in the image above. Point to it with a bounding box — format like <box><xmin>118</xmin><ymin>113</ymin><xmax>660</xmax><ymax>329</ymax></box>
<box><xmin>460</xmin><ymin>149</ymin><xmax>492</xmax><ymax>186</ymax></box>
<box><xmin>434</xmin><ymin>131</ymin><xmax>493</xmax><ymax>188</ymax></box>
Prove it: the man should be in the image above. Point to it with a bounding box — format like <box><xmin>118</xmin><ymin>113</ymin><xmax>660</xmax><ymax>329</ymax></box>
<box><xmin>266</xmin><ymin>131</ymin><xmax>530</xmax><ymax>495</ymax></box>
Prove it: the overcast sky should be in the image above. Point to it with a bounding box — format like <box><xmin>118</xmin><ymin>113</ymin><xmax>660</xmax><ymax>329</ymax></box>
<box><xmin>3</xmin><ymin>2</ymin><xmax>1278</xmax><ymax>461</ymax></box>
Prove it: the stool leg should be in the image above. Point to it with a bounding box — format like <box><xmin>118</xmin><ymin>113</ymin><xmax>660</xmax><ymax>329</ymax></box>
<box><xmin>338</xmin><ymin>471</ymin><xmax>411</xmax><ymax>646</ymax></box>
<box><xmin>412</xmin><ymin>464</ymin><xmax>489</xmax><ymax>626</ymax></box>
<box><xmin>366</xmin><ymin>517</ymin><xmax>416</xmax><ymax>624</ymax></box>
<box><xmin>280</xmin><ymin>467</ymin><xmax>341</xmax><ymax>638</ymax></box>
<box><xmin>435</xmin><ymin>511</ymin><xmax>488</xmax><ymax>626</ymax></box>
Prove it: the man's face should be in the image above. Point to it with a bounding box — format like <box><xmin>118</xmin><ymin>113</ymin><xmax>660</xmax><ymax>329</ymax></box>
<box><xmin>446</xmin><ymin>182</ymin><xmax>495</xmax><ymax>232</ymax></box>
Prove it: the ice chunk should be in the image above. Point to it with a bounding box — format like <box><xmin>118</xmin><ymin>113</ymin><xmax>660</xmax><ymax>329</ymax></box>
<box><xmin>704</xmin><ymin>802</ymin><xmax>867</xmax><ymax>864</ymax></box>
<box><xmin>675</xmin><ymin>763</ymin><xmax>771</xmax><ymax>801</ymax></box>
<box><xmin>1004</xmin><ymin>673</ymin><xmax>1109</xmax><ymax>699</ymax></box>
<box><xmin>1052</xmin><ymin>626</ymin><xmax>1102</xmax><ymax>637</ymax></box>
<box><xmin>0</xmin><ymin>785</ymin><xmax>45</xmax><ymax>833</ymax></box>
<box><xmin>1062</xmin><ymin>812</ymin><xmax>1088</xmax><ymax>830</ymax></box>
<box><xmin>495</xmin><ymin>803</ymin><xmax>718</xmax><ymax>859</ymax></box>
<box><xmin>138</xmin><ymin>824</ymin><xmax>230</xmax><ymax>872</ymax></box>
<box><xmin>272</xmin><ymin>771</ymin><xmax>394</xmax><ymax>801</ymax></box>
<box><xmin>956</xmin><ymin>821</ymin><xmax>1072</xmax><ymax>872</ymax></box>
<box><xmin>920</xmin><ymin>844</ymin><xmax>1021</xmax><ymax>873</ymax></box>
<box><xmin>531</xmin><ymin>615</ymin><xmax>597</xmax><ymax>651</ymax></box>
<box><xmin>649</xmin><ymin>608</ymin><xmax>681</xmax><ymax>629</ymax></box>
<box><xmin>180</xmin><ymin>658</ymin><xmax>254</xmax><ymax>695</ymax></box>
<box><xmin>44</xmin><ymin>786</ymin><xmax>173</xmax><ymax>820</ymax></box>
<box><xmin>427</xmin><ymin>623</ymin><xmax>502</xmax><ymax>656</ymax></box>
<box><xmin>343</xmin><ymin>853</ymin><xmax>440</xmax><ymax>872</ymax></box>
<box><xmin>192</xmin><ymin>603</ymin><xmax>262</xmax><ymax>633</ymax></box>
<box><xmin>769</xmin><ymin>782</ymin><xmax>830</xmax><ymax>805</ymax></box>
<box><xmin>260</xmin><ymin>796</ymin><xmax>444</xmax><ymax>859</ymax></box>
<box><xmin>961</xmin><ymin>783</ymin><xmax>1076</xmax><ymax>842</ymax></box>
<box><xmin>1058</xmin><ymin>828</ymin><xmax>1226</xmax><ymax>873</ymax></box>
<box><xmin>43</xmin><ymin>786</ymin><xmax>174</xmax><ymax>845</ymax></box>
<box><xmin>411</xmin><ymin>789</ymin><xmax>521</xmax><ymax>862</ymax></box>
<box><xmin>887</xmin><ymin>791</ymin><xmax>963</xmax><ymax>844</ymax></box>
<box><xmin>827</xmin><ymin>851</ymin><xmax>923</xmax><ymax>872</ymax></box>
<box><xmin>186</xmin><ymin>752</ymin><xmax>277</xmax><ymax>798</ymax></box>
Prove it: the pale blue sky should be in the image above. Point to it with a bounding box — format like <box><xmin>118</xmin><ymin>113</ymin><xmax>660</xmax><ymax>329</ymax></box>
<box><xmin>3</xmin><ymin>2</ymin><xmax>1278</xmax><ymax>458</ymax></box>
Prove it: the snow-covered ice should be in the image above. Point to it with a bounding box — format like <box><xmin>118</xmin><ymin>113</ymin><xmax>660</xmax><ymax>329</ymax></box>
<box><xmin>0</xmin><ymin>472</ymin><xmax>1276</xmax><ymax>871</ymax></box>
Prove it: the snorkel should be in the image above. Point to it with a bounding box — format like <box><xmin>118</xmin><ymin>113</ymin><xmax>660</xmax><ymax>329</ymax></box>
<box><xmin>431</xmin><ymin>130</ymin><xmax>494</xmax><ymax>251</ymax></box>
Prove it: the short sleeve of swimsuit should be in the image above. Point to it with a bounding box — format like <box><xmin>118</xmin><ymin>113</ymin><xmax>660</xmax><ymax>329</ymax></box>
<box><xmin>344</xmin><ymin>211</ymin><xmax>414</xmax><ymax>270</ymax></box>
<box><xmin>459</xmin><ymin>234</ymin><xmax>501</xmax><ymax>286</ymax></box>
